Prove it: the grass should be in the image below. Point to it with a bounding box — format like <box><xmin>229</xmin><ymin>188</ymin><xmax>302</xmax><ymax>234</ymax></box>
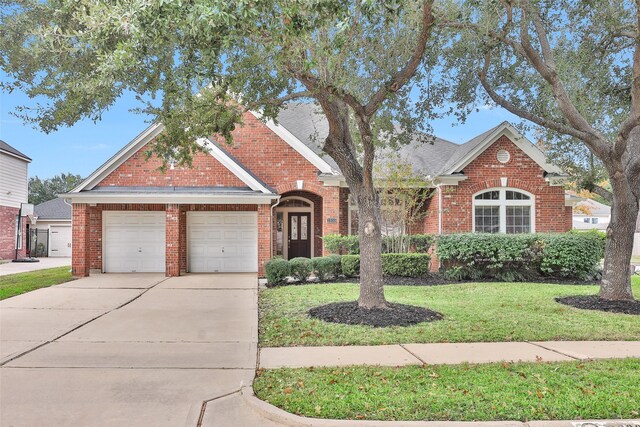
<box><xmin>0</xmin><ymin>267</ymin><xmax>74</xmax><ymax>300</ymax></box>
<box><xmin>253</xmin><ymin>359</ymin><xmax>640</xmax><ymax>422</ymax></box>
<box><xmin>259</xmin><ymin>277</ymin><xmax>640</xmax><ymax>347</ymax></box>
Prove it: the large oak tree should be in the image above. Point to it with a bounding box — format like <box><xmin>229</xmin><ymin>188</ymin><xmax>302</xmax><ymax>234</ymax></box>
<box><xmin>1</xmin><ymin>0</ymin><xmax>447</xmax><ymax>309</ymax></box>
<box><xmin>444</xmin><ymin>0</ymin><xmax>639</xmax><ymax>301</ymax></box>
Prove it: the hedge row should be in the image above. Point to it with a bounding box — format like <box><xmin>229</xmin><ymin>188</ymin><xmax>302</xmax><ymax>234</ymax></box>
<box><xmin>322</xmin><ymin>234</ymin><xmax>434</xmax><ymax>255</ymax></box>
<box><xmin>265</xmin><ymin>253</ymin><xmax>431</xmax><ymax>285</ymax></box>
<box><xmin>436</xmin><ymin>230</ymin><xmax>605</xmax><ymax>281</ymax></box>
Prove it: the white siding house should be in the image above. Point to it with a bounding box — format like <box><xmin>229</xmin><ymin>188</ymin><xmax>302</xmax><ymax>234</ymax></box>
<box><xmin>0</xmin><ymin>140</ymin><xmax>31</xmax><ymax>260</ymax></box>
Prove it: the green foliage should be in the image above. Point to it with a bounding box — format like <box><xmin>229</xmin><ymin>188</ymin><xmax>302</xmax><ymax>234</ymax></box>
<box><xmin>311</xmin><ymin>256</ymin><xmax>341</xmax><ymax>282</ymax></box>
<box><xmin>265</xmin><ymin>258</ymin><xmax>290</xmax><ymax>286</ymax></box>
<box><xmin>381</xmin><ymin>253</ymin><xmax>431</xmax><ymax>277</ymax></box>
<box><xmin>289</xmin><ymin>257</ymin><xmax>312</xmax><ymax>283</ymax></box>
<box><xmin>28</xmin><ymin>173</ymin><xmax>83</xmax><ymax>205</ymax></box>
<box><xmin>341</xmin><ymin>255</ymin><xmax>360</xmax><ymax>277</ymax></box>
<box><xmin>437</xmin><ymin>233</ymin><xmax>605</xmax><ymax>281</ymax></box>
<box><xmin>324</xmin><ymin>234</ymin><xmax>434</xmax><ymax>255</ymax></box>
<box><xmin>322</xmin><ymin>234</ymin><xmax>359</xmax><ymax>255</ymax></box>
<box><xmin>540</xmin><ymin>231</ymin><xmax>606</xmax><ymax>279</ymax></box>
<box><xmin>407</xmin><ymin>234</ymin><xmax>434</xmax><ymax>253</ymax></box>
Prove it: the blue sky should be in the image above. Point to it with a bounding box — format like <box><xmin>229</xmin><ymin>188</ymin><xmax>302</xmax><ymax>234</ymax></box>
<box><xmin>0</xmin><ymin>84</ymin><xmax>520</xmax><ymax>180</ymax></box>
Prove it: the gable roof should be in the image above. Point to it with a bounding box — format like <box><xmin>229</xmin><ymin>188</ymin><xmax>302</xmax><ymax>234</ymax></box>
<box><xmin>35</xmin><ymin>198</ymin><xmax>72</xmax><ymax>220</ymax></box>
<box><xmin>0</xmin><ymin>140</ymin><xmax>31</xmax><ymax>162</ymax></box>
<box><xmin>275</xmin><ymin>103</ymin><xmax>565</xmax><ymax>178</ymax></box>
<box><xmin>70</xmin><ymin>123</ymin><xmax>273</xmax><ymax>195</ymax></box>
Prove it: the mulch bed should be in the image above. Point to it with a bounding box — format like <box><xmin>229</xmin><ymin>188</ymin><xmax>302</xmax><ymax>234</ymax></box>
<box><xmin>555</xmin><ymin>295</ymin><xmax>640</xmax><ymax>315</ymax></box>
<box><xmin>308</xmin><ymin>301</ymin><xmax>443</xmax><ymax>327</ymax></box>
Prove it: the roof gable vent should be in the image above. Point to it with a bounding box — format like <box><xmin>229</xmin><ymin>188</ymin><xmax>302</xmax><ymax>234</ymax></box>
<box><xmin>497</xmin><ymin>149</ymin><xmax>511</xmax><ymax>164</ymax></box>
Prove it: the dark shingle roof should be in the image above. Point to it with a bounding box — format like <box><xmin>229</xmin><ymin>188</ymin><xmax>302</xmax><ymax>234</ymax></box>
<box><xmin>276</xmin><ymin>103</ymin><xmax>512</xmax><ymax>177</ymax></box>
<box><xmin>0</xmin><ymin>140</ymin><xmax>31</xmax><ymax>162</ymax></box>
<box><xmin>35</xmin><ymin>198</ymin><xmax>72</xmax><ymax>220</ymax></box>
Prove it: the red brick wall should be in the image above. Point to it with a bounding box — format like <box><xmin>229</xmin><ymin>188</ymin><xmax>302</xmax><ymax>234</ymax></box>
<box><xmin>423</xmin><ymin>191</ymin><xmax>440</xmax><ymax>234</ymax></box>
<box><xmin>565</xmin><ymin>206</ymin><xmax>574</xmax><ymax>230</ymax></box>
<box><xmin>437</xmin><ymin>136</ymin><xmax>568</xmax><ymax>234</ymax></box>
<box><xmin>99</xmin><ymin>145</ymin><xmax>246</xmax><ymax>188</ymax></box>
<box><xmin>166</xmin><ymin>204</ymin><xmax>181</xmax><ymax>276</ymax></box>
<box><xmin>72</xmin><ymin>204</ymin><xmax>91</xmax><ymax>277</ymax></box>
<box><xmin>0</xmin><ymin>205</ymin><xmax>26</xmax><ymax>260</ymax></box>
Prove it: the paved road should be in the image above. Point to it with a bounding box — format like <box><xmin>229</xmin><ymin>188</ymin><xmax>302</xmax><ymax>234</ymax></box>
<box><xmin>0</xmin><ymin>273</ymin><xmax>261</xmax><ymax>426</ymax></box>
<box><xmin>0</xmin><ymin>257</ymin><xmax>71</xmax><ymax>276</ymax></box>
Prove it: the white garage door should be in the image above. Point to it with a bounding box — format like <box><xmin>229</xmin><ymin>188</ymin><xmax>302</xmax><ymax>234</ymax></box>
<box><xmin>49</xmin><ymin>225</ymin><xmax>72</xmax><ymax>257</ymax></box>
<box><xmin>188</xmin><ymin>212</ymin><xmax>258</xmax><ymax>273</ymax></box>
<box><xmin>103</xmin><ymin>212</ymin><xmax>165</xmax><ymax>273</ymax></box>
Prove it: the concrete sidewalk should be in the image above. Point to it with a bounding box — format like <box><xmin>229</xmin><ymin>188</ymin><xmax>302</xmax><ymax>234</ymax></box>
<box><xmin>0</xmin><ymin>257</ymin><xmax>70</xmax><ymax>276</ymax></box>
<box><xmin>259</xmin><ymin>341</ymin><xmax>640</xmax><ymax>368</ymax></box>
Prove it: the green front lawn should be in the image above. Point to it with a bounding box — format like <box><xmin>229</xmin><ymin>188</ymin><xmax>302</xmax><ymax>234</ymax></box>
<box><xmin>259</xmin><ymin>278</ymin><xmax>640</xmax><ymax>347</ymax></box>
<box><xmin>0</xmin><ymin>267</ymin><xmax>74</xmax><ymax>300</ymax></box>
<box><xmin>254</xmin><ymin>359</ymin><xmax>640</xmax><ymax>422</ymax></box>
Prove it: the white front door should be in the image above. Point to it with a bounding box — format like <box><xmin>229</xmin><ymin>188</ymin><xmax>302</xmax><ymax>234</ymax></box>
<box><xmin>48</xmin><ymin>225</ymin><xmax>72</xmax><ymax>257</ymax></box>
<box><xmin>187</xmin><ymin>212</ymin><xmax>258</xmax><ymax>273</ymax></box>
<box><xmin>103</xmin><ymin>211</ymin><xmax>166</xmax><ymax>273</ymax></box>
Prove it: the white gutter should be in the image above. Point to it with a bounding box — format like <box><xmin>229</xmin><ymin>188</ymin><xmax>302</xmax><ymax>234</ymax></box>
<box><xmin>59</xmin><ymin>193</ymin><xmax>278</xmax><ymax>205</ymax></box>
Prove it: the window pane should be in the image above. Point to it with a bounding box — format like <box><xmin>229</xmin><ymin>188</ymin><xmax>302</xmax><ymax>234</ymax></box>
<box><xmin>475</xmin><ymin>191</ymin><xmax>499</xmax><ymax>200</ymax></box>
<box><xmin>301</xmin><ymin>216</ymin><xmax>308</xmax><ymax>240</ymax></box>
<box><xmin>583</xmin><ymin>218</ymin><xmax>590</xmax><ymax>223</ymax></box>
<box><xmin>506</xmin><ymin>190</ymin><xmax>530</xmax><ymax>200</ymax></box>
<box><xmin>506</xmin><ymin>206</ymin><xmax>531</xmax><ymax>233</ymax></box>
<box><xmin>291</xmin><ymin>216</ymin><xmax>298</xmax><ymax>240</ymax></box>
<box><xmin>276</xmin><ymin>212</ymin><xmax>284</xmax><ymax>256</ymax></box>
<box><xmin>475</xmin><ymin>206</ymin><xmax>500</xmax><ymax>233</ymax></box>
<box><xmin>592</xmin><ymin>218</ymin><xmax>599</xmax><ymax>224</ymax></box>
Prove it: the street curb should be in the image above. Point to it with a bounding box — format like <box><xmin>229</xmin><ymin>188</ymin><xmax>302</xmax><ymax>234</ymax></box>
<box><xmin>241</xmin><ymin>386</ymin><xmax>639</xmax><ymax>427</ymax></box>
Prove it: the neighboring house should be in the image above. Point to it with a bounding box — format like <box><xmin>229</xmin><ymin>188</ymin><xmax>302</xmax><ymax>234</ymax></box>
<box><xmin>34</xmin><ymin>198</ymin><xmax>72</xmax><ymax>257</ymax></box>
<box><xmin>65</xmin><ymin>103</ymin><xmax>572</xmax><ymax>278</ymax></box>
<box><xmin>0</xmin><ymin>140</ymin><xmax>31</xmax><ymax>260</ymax></box>
<box><xmin>572</xmin><ymin>198</ymin><xmax>611</xmax><ymax>230</ymax></box>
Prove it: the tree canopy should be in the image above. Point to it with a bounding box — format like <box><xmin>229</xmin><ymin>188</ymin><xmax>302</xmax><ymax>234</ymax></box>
<box><xmin>28</xmin><ymin>173</ymin><xmax>83</xmax><ymax>205</ymax></box>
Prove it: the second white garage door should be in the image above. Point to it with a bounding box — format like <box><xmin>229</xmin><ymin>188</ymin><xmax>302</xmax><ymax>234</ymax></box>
<box><xmin>103</xmin><ymin>211</ymin><xmax>166</xmax><ymax>273</ymax></box>
<box><xmin>188</xmin><ymin>212</ymin><xmax>258</xmax><ymax>273</ymax></box>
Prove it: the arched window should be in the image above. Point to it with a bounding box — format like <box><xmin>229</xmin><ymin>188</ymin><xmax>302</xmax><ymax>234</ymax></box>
<box><xmin>473</xmin><ymin>188</ymin><xmax>535</xmax><ymax>234</ymax></box>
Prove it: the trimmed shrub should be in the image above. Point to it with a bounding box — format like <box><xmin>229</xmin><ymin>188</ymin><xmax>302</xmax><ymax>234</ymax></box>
<box><xmin>265</xmin><ymin>258</ymin><xmax>290</xmax><ymax>286</ymax></box>
<box><xmin>289</xmin><ymin>257</ymin><xmax>312</xmax><ymax>283</ymax></box>
<box><xmin>540</xmin><ymin>230</ymin><xmax>605</xmax><ymax>279</ymax></box>
<box><xmin>437</xmin><ymin>233</ymin><xmax>540</xmax><ymax>281</ymax></box>
<box><xmin>322</xmin><ymin>234</ymin><xmax>359</xmax><ymax>254</ymax></box>
<box><xmin>436</xmin><ymin>232</ymin><xmax>605</xmax><ymax>281</ymax></box>
<box><xmin>341</xmin><ymin>255</ymin><xmax>360</xmax><ymax>277</ymax></box>
<box><xmin>381</xmin><ymin>253</ymin><xmax>431</xmax><ymax>277</ymax></box>
<box><xmin>311</xmin><ymin>256</ymin><xmax>341</xmax><ymax>281</ymax></box>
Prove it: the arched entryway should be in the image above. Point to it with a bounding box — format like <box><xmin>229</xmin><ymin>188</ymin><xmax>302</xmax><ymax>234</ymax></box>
<box><xmin>274</xmin><ymin>191</ymin><xmax>323</xmax><ymax>259</ymax></box>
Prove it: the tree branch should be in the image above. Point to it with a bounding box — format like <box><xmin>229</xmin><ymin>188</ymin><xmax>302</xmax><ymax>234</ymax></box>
<box><xmin>617</xmin><ymin>1</ymin><xmax>640</xmax><ymax>153</ymax></box>
<box><xmin>478</xmin><ymin>49</ymin><xmax>592</xmax><ymax>142</ymax></box>
<box><xmin>589</xmin><ymin>184</ymin><xmax>614</xmax><ymax>204</ymax></box>
<box><xmin>364</xmin><ymin>0</ymin><xmax>435</xmax><ymax>116</ymax></box>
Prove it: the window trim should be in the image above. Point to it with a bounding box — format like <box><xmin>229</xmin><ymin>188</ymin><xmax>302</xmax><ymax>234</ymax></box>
<box><xmin>472</xmin><ymin>188</ymin><xmax>535</xmax><ymax>233</ymax></box>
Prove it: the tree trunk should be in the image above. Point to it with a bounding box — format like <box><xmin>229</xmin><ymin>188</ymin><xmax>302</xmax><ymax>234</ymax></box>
<box><xmin>356</xmin><ymin>186</ymin><xmax>388</xmax><ymax>309</ymax></box>
<box><xmin>599</xmin><ymin>169</ymin><xmax>639</xmax><ymax>301</ymax></box>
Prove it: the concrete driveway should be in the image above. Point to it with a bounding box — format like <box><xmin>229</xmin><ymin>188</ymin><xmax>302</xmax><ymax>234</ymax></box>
<box><xmin>0</xmin><ymin>273</ymin><xmax>259</xmax><ymax>426</ymax></box>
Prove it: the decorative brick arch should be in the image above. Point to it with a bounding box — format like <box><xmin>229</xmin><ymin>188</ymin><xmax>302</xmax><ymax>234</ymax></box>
<box><xmin>467</xmin><ymin>179</ymin><xmax>540</xmax><ymax>196</ymax></box>
<box><xmin>274</xmin><ymin>181</ymin><xmax>327</xmax><ymax>197</ymax></box>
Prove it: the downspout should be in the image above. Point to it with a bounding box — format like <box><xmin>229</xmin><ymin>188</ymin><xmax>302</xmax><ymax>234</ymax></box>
<box><xmin>269</xmin><ymin>196</ymin><xmax>282</xmax><ymax>259</ymax></box>
<box><xmin>437</xmin><ymin>184</ymin><xmax>443</xmax><ymax>235</ymax></box>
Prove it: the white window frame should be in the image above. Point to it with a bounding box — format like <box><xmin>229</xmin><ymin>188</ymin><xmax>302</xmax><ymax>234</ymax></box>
<box><xmin>347</xmin><ymin>195</ymin><xmax>358</xmax><ymax>235</ymax></box>
<box><xmin>15</xmin><ymin>215</ymin><xmax>22</xmax><ymax>249</ymax></box>
<box><xmin>472</xmin><ymin>188</ymin><xmax>536</xmax><ymax>234</ymax></box>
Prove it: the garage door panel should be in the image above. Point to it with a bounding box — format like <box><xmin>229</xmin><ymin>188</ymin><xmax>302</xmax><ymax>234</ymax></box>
<box><xmin>104</xmin><ymin>212</ymin><xmax>165</xmax><ymax>273</ymax></box>
<box><xmin>188</xmin><ymin>212</ymin><xmax>257</xmax><ymax>273</ymax></box>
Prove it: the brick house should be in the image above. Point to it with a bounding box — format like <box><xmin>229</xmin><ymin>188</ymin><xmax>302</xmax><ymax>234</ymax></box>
<box><xmin>65</xmin><ymin>103</ymin><xmax>572</xmax><ymax>278</ymax></box>
<box><xmin>0</xmin><ymin>140</ymin><xmax>31</xmax><ymax>260</ymax></box>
